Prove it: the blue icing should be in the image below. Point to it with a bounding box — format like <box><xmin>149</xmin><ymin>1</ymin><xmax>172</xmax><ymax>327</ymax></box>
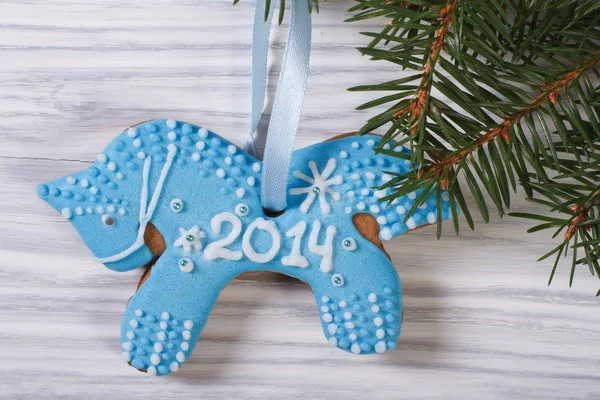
<box><xmin>37</xmin><ymin>119</ymin><xmax>454</xmax><ymax>376</ymax></box>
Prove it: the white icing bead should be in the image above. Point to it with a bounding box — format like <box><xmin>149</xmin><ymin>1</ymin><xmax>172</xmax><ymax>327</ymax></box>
<box><xmin>351</xmin><ymin>141</ymin><xmax>360</xmax><ymax>149</ymax></box>
<box><xmin>380</xmin><ymin>228</ymin><xmax>393</xmax><ymax>241</ymax></box>
<box><xmin>75</xmin><ymin>207</ymin><xmax>84</xmax><ymax>215</ymax></box>
<box><xmin>154</xmin><ymin>343</ymin><xmax>163</xmax><ymax>353</ymax></box>
<box><xmin>137</xmin><ymin>151</ymin><xmax>146</xmax><ymax>159</ymax></box>
<box><xmin>127</xmin><ymin>127</ymin><xmax>138</xmax><ymax>138</ymax></box>
<box><xmin>345</xmin><ymin>322</ymin><xmax>355</xmax><ymax>329</ymax></box>
<box><xmin>372</xmin><ymin>305</ymin><xmax>380</xmax><ymax>313</ymax></box>
<box><xmin>150</xmin><ymin>353</ymin><xmax>161</xmax><ymax>365</ymax></box>
<box><xmin>322</xmin><ymin>313</ymin><xmax>333</xmax><ymax>323</ymax></box>
<box><xmin>160</xmin><ymin>321</ymin><xmax>168</xmax><ymax>330</ymax></box>
<box><xmin>361</xmin><ymin>189</ymin><xmax>370</xmax><ymax>196</ymax></box>
<box><xmin>374</xmin><ymin>190</ymin><xmax>386</xmax><ymax>199</ymax></box>
<box><xmin>369</xmin><ymin>205</ymin><xmax>380</xmax><ymax>213</ymax></box>
<box><xmin>95</xmin><ymin>206</ymin><xmax>104</xmax><ymax>214</ymax></box>
<box><xmin>89</xmin><ymin>186</ymin><xmax>98</xmax><ymax>195</ymax></box>
<box><xmin>376</xmin><ymin>328</ymin><xmax>385</xmax><ymax>339</ymax></box>
<box><xmin>366</xmin><ymin>172</ymin><xmax>376</xmax><ymax>180</ymax></box>
<box><xmin>396</xmin><ymin>205</ymin><xmax>406</xmax><ymax>214</ymax></box>
<box><xmin>216</xmin><ymin>168</ymin><xmax>226</xmax><ymax>178</ymax></box>
<box><xmin>339</xmin><ymin>300</ymin><xmax>347</xmax><ymax>308</ymax></box>
<box><xmin>182</xmin><ymin>330</ymin><xmax>191</xmax><ymax>340</ymax></box>
<box><xmin>118</xmin><ymin>208</ymin><xmax>126</xmax><ymax>215</ymax></box>
<box><xmin>116</xmin><ymin>172</ymin><xmax>124</xmax><ymax>180</ymax></box>
<box><xmin>192</xmin><ymin>152</ymin><xmax>201</xmax><ymax>161</ymax></box>
<box><xmin>170</xmin><ymin>198</ymin><xmax>184</xmax><ymax>213</ymax></box>
<box><xmin>122</xmin><ymin>342</ymin><xmax>133</xmax><ymax>351</ymax></box>
<box><xmin>329</xmin><ymin>337</ymin><xmax>338</xmax><ymax>346</ymax></box>
<box><xmin>157</xmin><ymin>331</ymin><xmax>166</xmax><ymax>341</ymax></box>
<box><xmin>367</xmin><ymin>139</ymin><xmax>376</xmax><ymax>147</ymax></box>
<box><xmin>176</xmin><ymin>352</ymin><xmax>186</xmax><ymax>363</ymax></box>
<box><xmin>382</xmin><ymin>174</ymin><xmax>393</xmax><ymax>183</ymax></box>
<box><xmin>368</xmin><ymin>293</ymin><xmax>378</xmax><ymax>303</ymax></box>
<box><xmin>427</xmin><ymin>212</ymin><xmax>437</xmax><ymax>224</ymax></box>
<box><xmin>162</xmin><ymin>312</ymin><xmax>170</xmax><ymax>320</ymax></box>
<box><xmin>126</xmin><ymin>331</ymin><xmax>135</xmax><ymax>340</ymax></box>
<box><xmin>408</xmin><ymin>191</ymin><xmax>417</xmax><ymax>199</ymax></box>
<box><xmin>180</xmin><ymin>342</ymin><xmax>189</xmax><ymax>351</ymax></box>
<box><xmin>351</xmin><ymin>343</ymin><xmax>361</xmax><ymax>354</ymax></box>
<box><xmin>235</xmin><ymin>203</ymin><xmax>250</xmax><ymax>217</ymax></box>
<box><xmin>406</xmin><ymin>217</ymin><xmax>417</xmax><ymax>230</ymax></box>
<box><xmin>344</xmin><ymin>312</ymin><xmax>352</xmax><ymax>320</ymax></box>
<box><xmin>344</xmin><ymin>207</ymin><xmax>352</xmax><ymax>214</ymax></box>
<box><xmin>169</xmin><ymin>362</ymin><xmax>179</xmax><ymax>372</ymax></box>
<box><xmin>61</xmin><ymin>208</ymin><xmax>73</xmax><ymax>219</ymax></box>
<box><xmin>375</xmin><ymin>341</ymin><xmax>387</xmax><ymax>353</ymax></box>
<box><xmin>97</xmin><ymin>153</ymin><xmax>108</xmax><ymax>163</ymax></box>
<box><xmin>198</xmin><ymin>127</ymin><xmax>208</xmax><ymax>138</ymax></box>
<box><xmin>107</xmin><ymin>205</ymin><xmax>116</xmax><ymax>213</ymax></box>
<box><xmin>133</xmin><ymin>138</ymin><xmax>142</xmax><ymax>148</ymax></box>
<box><xmin>166</xmin><ymin>119</ymin><xmax>177</xmax><ymax>129</ymax></box>
<box><xmin>418</xmin><ymin>202</ymin><xmax>428</xmax><ymax>210</ymax></box>
<box><xmin>204</xmin><ymin>212</ymin><xmax>243</xmax><ymax>261</ymax></box>
<box><xmin>321</xmin><ymin>296</ymin><xmax>330</xmax><ymax>303</ymax></box>
<box><xmin>147</xmin><ymin>366</ymin><xmax>157</xmax><ymax>376</ymax></box>
<box><xmin>308</xmin><ymin>221</ymin><xmax>337</xmax><ymax>273</ymax></box>
<box><xmin>167</xmin><ymin>131</ymin><xmax>177</xmax><ymax>141</ymax></box>
<box><xmin>196</xmin><ymin>141</ymin><xmax>206</xmax><ymax>150</ymax></box>
<box><xmin>374</xmin><ymin>317</ymin><xmax>384</xmax><ymax>326</ymax></box>
<box><xmin>320</xmin><ymin>306</ymin><xmax>329</xmax><ymax>313</ymax></box>
<box><xmin>377</xmin><ymin>216</ymin><xmax>387</xmax><ymax>225</ymax></box>
<box><xmin>351</xmin><ymin>173</ymin><xmax>360</xmax><ymax>180</ymax></box>
<box><xmin>349</xmin><ymin>333</ymin><xmax>358</xmax><ymax>341</ymax></box>
<box><xmin>225</xmin><ymin>157</ymin><xmax>232</xmax><ymax>165</ymax></box>
<box><xmin>86</xmin><ymin>207</ymin><xmax>93</xmax><ymax>214</ymax></box>
<box><xmin>184</xmin><ymin>320</ymin><xmax>194</xmax><ymax>329</ymax></box>
<box><xmin>442</xmin><ymin>191</ymin><xmax>450</xmax><ymax>201</ymax></box>
<box><xmin>242</xmin><ymin>218</ymin><xmax>281</xmax><ymax>263</ymax></box>
<box><xmin>227</xmin><ymin>145</ymin><xmax>237</xmax><ymax>154</ymax></box>
<box><xmin>121</xmin><ymin>351</ymin><xmax>132</xmax><ymax>362</ymax></box>
<box><xmin>252</xmin><ymin>162</ymin><xmax>261</xmax><ymax>172</ymax></box>
<box><xmin>79</xmin><ymin>178</ymin><xmax>89</xmax><ymax>188</ymax></box>
<box><xmin>247</xmin><ymin>176</ymin><xmax>256</xmax><ymax>186</ymax></box>
<box><xmin>66</xmin><ymin>176</ymin><xmax>76</xmax><ymax>185</ymax></box>
<box><xmin>339</xmin><ymin>150</ymin><xmax>348</xmax><ymax>158</ymax></box>
<box><xmin>236</xmin><ymin>188</ymin><xmax>245</xmax><ymax>198</ymax></box>
<box><xmin>107</xmin><ymin>161</ymin><xmax>116</xmax><ymax>171</ymax></box>
<box><xmin>281</xmin><ymin>221</ymin><xmax>309</xmax><ymax>268</ymax></box>
<box><xmin>327</xmin><ymin>324</ymin><xmax>338</xmax><ymax>335</ymax></box>
<box><xmin>129</xmin><ymin>319</ymin><xmax>138</xmax><ymax>328</ymax></box>
<box><xmin>356</xmin><ymin>202</ymin><xmax>365</xmax><ymax>211</ymax></box>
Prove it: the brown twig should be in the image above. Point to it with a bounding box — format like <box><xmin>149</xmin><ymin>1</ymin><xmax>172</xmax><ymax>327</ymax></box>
<box><xmin>564</xmin><ymin>187</ymin><xmax>600</xmax><ymax>241</ymax></box>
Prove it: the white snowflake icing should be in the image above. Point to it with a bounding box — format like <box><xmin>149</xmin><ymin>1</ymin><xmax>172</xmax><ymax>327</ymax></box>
<box><xmin>174</xmin><ymin>226</ymin><xmax>206</xmax><ymax>253</ymax></box>
<box><xmin>289</xmin><ymin>158</ymin><xmax>343</xmax><ymax>214</ymax></box>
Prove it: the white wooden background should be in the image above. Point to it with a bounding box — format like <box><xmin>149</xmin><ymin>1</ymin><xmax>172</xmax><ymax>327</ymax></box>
<box><xmin>1</xmin><ymin>1</ymin><xmax>599</xmax><ymax>399</ymax></box>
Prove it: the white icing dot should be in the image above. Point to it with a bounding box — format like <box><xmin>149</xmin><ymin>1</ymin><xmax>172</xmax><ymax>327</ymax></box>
<box><xmin>376</xmin><ymin>216</ymin><xmax>387</xmax><ymax>225</ymax></box>
<box><xmin>86</xmin><ymin>207</ymin><xmax>93</xmax><ymax>214</ymax></box>
<box><xmin>418</xmin><ymin>202</ymin><xmax>428</xmax><ymax>210</ymax></box>
<box><xmin>383</xmin><ymin>143</ymin><xmax>391</xmax><ymax>149</ymax></box>
<box><xmin>157</xmin><ymin>331</ymin><xmax>166</xmax><ymax>341</ymax></box>
<box><xmin>184</xmin><ymin>320</ymin><xmax>194</xmax><ymax>329</ymax></box>
<box><xmin>216</xmin><ymin>168</ymin><xmax>225</xmax><ymax>178</ymax></box>
<box><xmin>370</xmin><ymin>205</ymin><xmax>380</xmax><ymax>213</ymax></box>
<box><xmin>374</xmin><ymin>316</ymin><xmax>384</xmax><ymax>326</ymax></box>
<box><xmin>351</xmin><ymin>141</ymin><xmax>360</xmax><ymax>149</ymax></box>
<box><xmin>442</xmin><ymin>191</ymin><xmax>450</xmax><ymax>201</ymax></box>
<box><xmin>327</xmin><ymin>324</ymin><xmax>338</xmax><ymax>335</ymax></box>
<box><xmin>374</xmin><ymin>190</ymin><xmax>386</xmax><ymax>199</ymax></box>
<box><xmin>351</xmin><ymin>173</ymin><xmax>360</xmax><ymax>180</ymax></box>
<box><xmin>407</xmin><ymin>217</ymin><xmax>417</xmax><ymax>230</ymax></box>
<box><xmin>118</xmin><ymin>208</ymin><xmax>126</xmax><ymax>215</ymax></box>
<box><xmin>147</xmin><ymin>366</ymin><xmax>157</xmax><ymax>376</ymax></box>
<box><xmin>161</xmin><ymin>312</ymin><xmax>170</xmax><ymax>320</ymax></box>
<box><xmin>75</xmin><ymin>207</ymin><xmax>84</xmax><ymax>215</ymax></box>
<box><xmin>381</xmin><ymin>228</ymin><xmax>393</xmax><ymax>241</ymax></box>
<box><xmin>252</xmin><ymin>162</ymin><xmax>261</xmax><ymax>172</ymax></box>
<box><xmin>396</xmin><ymin>205</ymin><xmax>406</xmax><ymax>214</ymax></box>
<box><xmin>137</xmin><ymin>151</ymin><xmax>146</xmax><ymax>159</ymax></box>
<box><xmin>89</xmin><ymin>186</ymin><xmax>98</xmax><ymax>195</ymax></box>
<box><xmin>247</xmin><ymin>176</ymin><xmax>256</xmax><ymax>186</ymax></box>
<box><xmin>95</xmin><ymin>206</ymin><xmax>104</xmax><ymax>214</ymax></box>
<box><xmin>349</xmin><ymin>333</ymin><xmax>358</xmax><ymax>341</ymax></box>
<box><xmin>154</xmin><ymin>343</ymin><xmax>163</xmax><ymax>353</ymax></box>
<box><xmin>375</xmin><ymin>341</ymin><xmax>387</xmax><ymax>353</ymax></box>
<box><xmin>107</xmin><ymin>205</ymin><xmax>116</xmax><ymax>213</ymax></box>
<box><xmin>365</xmin><ymin>172</ymin><xmax>376</xmax><ymax>180</ymax></box>
<box><xmin>176</xmin><ymin>352</ymin><xmax>186</xmax><ymax>363</ymax></box>
<box><xmin>97</xmin><ymin>153</ymin><xmax>108</xmax><ymax>163</ymax></box>
<box><xmin>339</xmin><ymin>300</ymin><xmax>348</xmax><ymax>308</ymax></box>
<box><xmin>129</xmin><ymin>319</ymin><xmax>138</xmax><ymax>328</ymax></box>
<box><xmin>196</xmin><ymin>141</ymin><xmax>206</xmax><ymax>150</ymax></box>
<box><xmin>339</xmin><ymin>150</ymin><xmax>348</xmax><ymax>159</ymax></box>
<box><xmin>198</xmin><ymin>128</ymin><xmax>208</xmax><ymax>138</ymax></box>
<box><xmin>372</xmin><ymin>305</ymin><xmax>380</xmax><ymax>313</ymax></box>
<box><xmin>116</xmin><ymin>172</ymin><xmax>124</xmax><ymax>180</ymax></box>
<box><xmin>322</xmin><ymin>313</ymin><xmax>333</xmax><ymax>323</ymax></box>
<box><xmin>382</xmin><ymin>174</ymin><xmax>393</xmax><ymax>183</ymax></box>
<box><xmin>133</xmin><ymin>138</ymin><xmax>142</xmax><ymax>148</ymax></box>
<box><xmin>408</xmin><ymin>191</ymin><xmax>417</xmax><ymax>199</ymax></box>
<box><xmin>61</xmin><ymin>208</ymin><xmax>73</xmax><ymax>219</ymax></box>
<box><xmin>122</xmin><ymin>341</ymin><xmax>133</xmax><ymax>351</ymax></box>
<box><xmin>107</xmin><ymin>161</ymin><xmax>116</xmax><ymax>171</ymax></box>
<box><xmin>321</xmin><ymin>305</ymin><xmax>329</xmax><ymax>313</ymax></box>
<box><xmin>225</xmin><ymin>157</ymin><xmax>232</xmax><ymax>165</ymax></box>
<box><xmin>160</xmin><ymin>321</ymin><xmax>167</xmax><ymax>330</ymax></box>
<box><xmin>367</xmin><ymin>139</ymin><xmax>376</xmax><ymax>147</ymax></box>
<box><xmin>150</xmin><ymin>353</ymin><xmax>160</xmax><ymax>365</ymax></box>
<box><xmin>427</xmin><ymin>212</ymin><xmax>437</xmax><ymax>224</ymax></box>
<box><xmin>351</xmin><ymin>343</ymin><xmax>361</xmax><ymax>354</ymax></box>
<box><xmin>345</xmin><ymin>322</ymin><xmax>355</xmax><ymax>329</ymax></box>
<box><xmin>344</xmin><ymin>207</ymin><xmax>352</xmax><ymax>214</ymax></box>
<box><xmin>356</xmin><ymin>202</ymin><xmax>365</xmax><ymax>211</ymax></box>
<box><xmin>166</xmin><ymin>119</ymin><xmax>177</xmax><ymax>129</ymax></box>
<box><xmin>361</xmin><ymin>189</ymin><xmax>370</xmax><ymax>196</ymax></box>
<box><xmin>227</xmin><ymin>145</ymin><xmax>237</xmax><ymax>154</ymax></box>
<box><xmin>192</xmin><ymin>152</ymin><xmax>201</xmax><ymax>161</ymax></box>
<box><xmin>329</xmin><ymin>337</ymin><xmax>338</xmax><ymax>346</ymax></box>
<box><xmin>376</xmin><ymin>328</ymin><xmax>385</xmax><ymax>339</ymax></box>
<box><xmin>121</xmin><ymin>351</ymin><xmax>131</xmax><ymax>362</ymax></box>
<box><xmin>66</xmin><ymin>176</ymin><xmax>76</xmax><ymax>185</ymax></box>
<box><xmin>321</xmin><ymin>296</ymin><xmax>330</xmax><ymax>303</ymax></box>
<box><xmin>79</xmin><ymin>179</ymin><xmax>89</xmax><ymax>188</ymax></box>
<box><xmin>182</xmin><ymin>330</ymin><xmax>191</xmax><ymax>340</ymax></box>
<box><xmin>127</xmin><ymin>127</ymin><xmax>138</xmax><ymax>138</ymax></box>
<box><xmin>180</xmin><ymin>342</ymin><xmax>189</xmax><ymax>351</ymax></box>
<box><xmin>126</xmin><ymin>331</ymin><xmax>135</xmax><ymax>340</ymax></box>
<box><xmin>169</xmin><ymin>362</ymin><xmax>179</xmax><ymax>372</ymax></box>
<box><xmin>344</xmin><ymin>312</ymin><xmax>352</xmax><ymax>320</ymax></box>
<box><xmin>236</xmin><ymin>188</ymin><xmax>245</xmax><ymax>198</ymax></box>
<box><xmin>368</xmin><ymin>293</ymin><xmax>378</xmax><ymax>303</ymax></box>
<box><xmin>168</xmin><ymin>131</ymin><xmax>177</xmax><ymax>141</ymax></box>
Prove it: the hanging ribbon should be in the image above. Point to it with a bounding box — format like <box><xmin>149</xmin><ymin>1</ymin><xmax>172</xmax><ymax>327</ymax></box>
<box><xmin>243</xmin><ymin>0</ymin><xmax>312</xmax><ymax>213</ymax></box>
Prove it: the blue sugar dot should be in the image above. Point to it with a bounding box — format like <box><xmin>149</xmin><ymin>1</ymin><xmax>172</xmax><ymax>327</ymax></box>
<box><xmin>377</xmin><ymin>158</ymin><xmax>388</xmax><ymax>167</ymax></box>
<box><xmin>366</xmin><ymin>179</ymin><xmax>376</xmax><ymax>187</ymax></box>
<box><xmin>182</xmin><ymin>124</ymin><xmax>193</xmax><ymax>134</ymax></box>
<box><xmin>132</xmin><ymin>359</ymin><xmax>145</xmax><ymax>369</ymax></box>
<box><xmin>149</xmin><ymin>134</ymin><xmax>161</xmax><ymax>143</ymax></box>
<box><xmin>176</xmin><ymin>159</ymin><xmax>187</xmax><ymax>167</ymax></box>
<box><xmin>62</xmin><ymin>190</ymin><xmax>73</xmax><ymax>199</ymax></box>
<box><xmin>202</xmin><ymin>160</ymin><xmax>214</xmax><ymax>168</ymax></box>
<box><xmin>334</xmin><ymin>315</ymin><xmax>343</xmax><ymax>323</ymax></box>
<box><xmin>385</xmin><ymin>314</ymin><xmax>395</xmax><ymax>323</ymax></box>
<box><xmin>168</xmin><ymin>331</ymin><xmax>177</xmax><ymax>340</ymax></box>
<box><xmin>89</xmin><ymin>195</ymin><xmax>98</xmax><ymax>203</ymax></box>
<box><xmin>74</xmin><ymin>193</ymin><xmax>85</xmax><ymax>202</ymax></box>
<box><xmin>181</xmin><ymin>136</ymin><xmax>193</xmax><ymax>146</ymax></box>
<box><xmin>363</xmin><ymin>158</ymin><xmax>374</xmax><ymax>166</ymax></box>
<box><xmin>234</xmin><ymin>154</ymin><xmax>247</xmax><ymax>164</ymax></box>
<box><xmin>98</xmin><ymin>175</ymin><xmax>109</xmax><ymax>184</ymax></box>
<box><xmin>390</xmin><ymin>164</ymin><xmax>401</xmax><ymax>172</ymax></box>
<box><xmin>144</xmin><ymin>327</ymin><xmax>153</xmax><ymax>335</ymax></box>
<box><xmin>199</xmin><ymin>170</ymin><xmax>209</xmax><ymax>177</ymax></box>
<box><xmin>329</xmin><ymin>304</ymin><xmax>339</xmax><ymax>311</ymax></box>
<box><xmin>122</xmin><ymin>200</ymin><xmax>130</xmax><ymax>207</ymax></box>
<box><xmin>162</xmin><ymin>353</ymin><xmax>171</xmax><ymax>361</ymax></box>
<box><xmin>383</xmin><ymin>287</ymin><xmax>392</xmax><ymax>295</ymax></box>
<box><xmin>336</xmin><ymin>327</ymin><xmax>346</xmax><ymax>336</ymax></box>
<box><xmin>386</xmin><ymin>212</ymin><xmax>398</xmax><ymax>223</ymax></box>
<box><xmin>140</xmin><ymin>337</ymin><xmax>150</xmax><ymax>345</ymax></box>
<box><xmin>349</xmin><ymin>294</ymin><xmax>358</xmax><ymax>301</ymax></box>
<box><xmin>412</xmin><ymin>214</ymin><xmax>423</xmax><ymax>223</ymax></box>
<box><xmin>387</xmin><ymin>341</ymin><xmax>397</xmax><ymax>350</ymax></box>
<box><xmin>126</xmin><ymin>161</ymin><xmax>137</xmax><ymax>171</ymax></box>
<box><xmin>206</xmin><ymin>149</ymin><xmax>218</xmax><ymax>158</ymax></box>
<box><xmin>36</xmin><ymin>184</ymin><xmax>49</xmax><ymax>196</ymax></box>
<box><xmin>172</xmin><ymin>320</ymin><xmax>180</xmax><ymax>326</ymax></box>
<box><xmin>145</xmin><ymin>315</ymin><xmax>156</xmax><ymax>322</ymax></box>
<box><xmin>114</xmin><ymin>140</ymin><xmax>126</xmax><ymax>152</ymax></box>
<box><xmin>230</xmin><ymin>167</ymin><xmax>242</xmax><ymax>177</ymax></box>
<box><xmin>353</xmin><ymin>303</ymin><xmax>362</xmax><ymax>311</ymax></box>
<box><xmin>50</xmin><ymin>188</ymin><xmax>61</xmax><ymax>197</ymax></box>
<box><xmin>100</xmin><ymin>196</ymin><xmax>108</xmax><ymax>204</ymax></box>
<box><xmin>360</xmin><ymin>342</ymin><xmax>372</xmax><ymax>352</ymax></box>
<box><xmin>338</xmin><ymin>339</ymin><xmax>350</xmax><ymax>349</ymax></box>
<box><xmin>391</xmin><ymin>223</ymin><xmax>402</xmax><ymax>235</ymax></box>
<box><xmin>154</xmin><ymin>155</ymin><xmax>164</xmax><ymax>163</ymax></box>
<box><xmin>88</xmin><ymin>167</ymin><xmax>100</xmax><ymax>177</ymax></box>
<box><xmin>121</xmin><ymin>152</ymin><xmax>133</xmax><ymax>161</ymax></box>
<box><xmin>180</xmin><ymin>149</ymin><xmax>190</xmax><ymax>157</ymax></box>
<box><xmin>136</xmin><ymin>348</ymin><xmax>147</xmax><ymax>356</ymax></box>
<box><xmin>342</xmin><ymin>164</ymin><xmax>351</xmax><ymax>172</ymax></box>
<box><xmin>146</xmin><ymin>123</ymin><xmax>157</xmax><ymax>133</ymax></box>
<box><xmin>358</xmin><ymin>315</ymin><xmax>367</xmax><ymax>323</ymax></box>
<box><xmin>352</xmin><ymin>160</ymin><xmax>361</xmax><ymax>168</ymax></box>
<box><xmin>210</xmin><ymin>138</ymin><xmax>221</xmax><ymax>148</ymax></box>
<box><xmin>107</xmin><ymin>182</ymin><xmax>117</xmax><ymax>190</ymax></box>
<box><xmin>219</xmin><ymin>187</ymin><xmax>229</xmax><ymax>195</ymax></box>
<box><xmin>385</xmin><ymin>300</ymin><xmax>394</xmax><ymax>309</ymax></box>
<box><xmin>158</xmin><ymin>366</ymin><xmax>168</xmax><ymax>375</ymax></box>
<box><xmin>226</xmin><ymin>177</ymin><xmax>236</xmax><ymax>186</ymax></box>
<box><xmin>167</xmin><ymin>343</ymin><xmax>175</xmax><ymax>349</ymax></box>
<box><xmin>360</xmin><ymin>328</ymin><xmax>369</xmax><ymax>337</ymax></box>
<box><xmin>152</xmin><ymin>145</ymin><xmax>164</xmax><ymax>154</ymax></box>
<box><xmin>386</xmin><ymin>328</ymin><xmax>395</xmax><ymax>336</ymax></box>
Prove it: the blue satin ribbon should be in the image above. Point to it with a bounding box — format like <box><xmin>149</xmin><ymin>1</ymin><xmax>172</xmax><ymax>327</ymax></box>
<box><xmin>243</xmin><ymin>0</ymin><xmax>312</xmax><ymax>213</ymax></box>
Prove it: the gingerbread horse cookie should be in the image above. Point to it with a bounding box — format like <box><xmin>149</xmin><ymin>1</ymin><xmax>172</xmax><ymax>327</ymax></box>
<box><xmin>37</xmin><ymin>119</ymin><xmax>452</xmax><ymax>376</ymax></box>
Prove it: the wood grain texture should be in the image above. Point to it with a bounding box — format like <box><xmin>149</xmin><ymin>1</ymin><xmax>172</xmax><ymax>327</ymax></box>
<box><xmin>1</xmin><ymin>1</ymin><xmax>599</xmax><ymax>399</ymax></box>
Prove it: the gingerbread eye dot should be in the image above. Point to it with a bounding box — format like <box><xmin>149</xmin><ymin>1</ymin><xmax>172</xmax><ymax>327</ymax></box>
<box><xmin>179</xmin><ymin>258</ymin><xmax>194</xmax><ymax>273</ymax></box>
<box><xmin>235</xmin><ymin>203</ymin><xmax>249</xmax><ymax>217</ymax></box>
<box><xmin>101</xmin><ymin>214</ymin><xmax>116</xmax><ymax>226</ymax></box>
<box><xmin>332</xmin><ymin>273</ymin><xmax>345</xmax><ymax>287</ymax></box>
<box><xmin>170</xmin><ymin>198</ymin><xmax>184</xmax><ymax>213</ymax></box>
<box><xmin>342</xmin><ymin>237</ymin><xmax>357</xmax><ymax>251</ymax></box>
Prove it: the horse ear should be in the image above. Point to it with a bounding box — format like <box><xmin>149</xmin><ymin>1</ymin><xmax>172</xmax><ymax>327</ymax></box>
<box><xmin>323</xmin><ymin>134</ymin><xmax>454</xmax><ymax>242</ymax></box>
